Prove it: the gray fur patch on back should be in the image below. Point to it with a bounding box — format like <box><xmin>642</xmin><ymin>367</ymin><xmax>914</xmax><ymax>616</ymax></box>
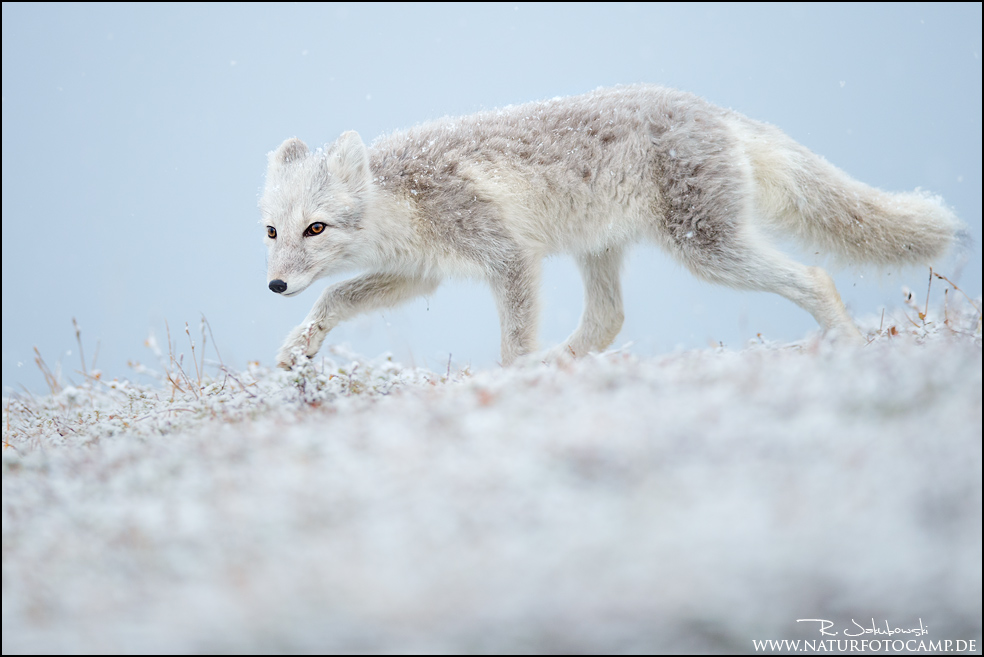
<box><xmin>371</xmin><ymin>147</ymin><xmax>514</xmax><ymax>268</ymax></box>
<box><xmin>367</xmin><ymin>85</ymin><xmax>749</xmax><ymax>268</ymax></box>
<box><xmin>645</xmin><ymin>93</ymin><xmax>745</xmax><ymax>262</ymax></box>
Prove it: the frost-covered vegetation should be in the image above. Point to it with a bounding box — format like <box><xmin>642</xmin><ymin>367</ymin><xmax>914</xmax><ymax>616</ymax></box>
<box><xmin>3</xmin><ymin>287</ymin><xmax>981</xmax><ymax>653</ymax></box>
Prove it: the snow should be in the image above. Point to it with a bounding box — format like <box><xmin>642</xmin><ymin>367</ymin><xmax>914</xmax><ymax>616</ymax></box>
<box><xmin>2</xmin><ymin>296</ymin><xmax>981</xmax><ymax>652</ymax></box>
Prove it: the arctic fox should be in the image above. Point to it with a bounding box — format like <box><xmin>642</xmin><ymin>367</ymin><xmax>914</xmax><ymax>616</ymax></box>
<box><xmin>260</xmin><ymin>85</ymin><xmax>961</xmax><ymax>368</ymax></box>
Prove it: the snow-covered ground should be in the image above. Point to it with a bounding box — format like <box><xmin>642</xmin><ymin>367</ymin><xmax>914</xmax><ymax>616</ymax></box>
<box><xmin>3</xmin><ymin>294</ymin><xmax>981</xmax><ymax>653</ymax></box>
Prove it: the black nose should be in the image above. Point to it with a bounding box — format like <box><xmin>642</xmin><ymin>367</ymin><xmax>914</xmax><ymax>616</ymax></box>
<box><xmin>269</xmin><ymin>279</ymin><xmax>288</xmax><ymax>294</ymax></box>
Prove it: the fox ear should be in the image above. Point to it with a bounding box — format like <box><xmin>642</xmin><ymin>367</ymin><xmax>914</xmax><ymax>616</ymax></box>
<box><xmin>329</xmin><ymin>131</ymin><xmax>370</xmax><ymax>194</ymax></box>
<box><xmin>270</xmin><ymin>137</ymin><xmax>310</xmax><ymax>168</ymax></box>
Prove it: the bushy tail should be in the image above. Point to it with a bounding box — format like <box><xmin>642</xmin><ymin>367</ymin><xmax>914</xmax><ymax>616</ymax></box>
<box><xmin>740</xmin><ymin>120</ymin><xmax>963</xmax><ymax>266</ymax></box>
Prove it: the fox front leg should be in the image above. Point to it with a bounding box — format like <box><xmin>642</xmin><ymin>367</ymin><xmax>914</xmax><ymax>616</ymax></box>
<box><xmin>276</xmin><ymin>312</ymin><xmax>335</xmax><ymax>369</ymax></box>
<box><xmin>488</xmin><ymin>254</ymin><xmax>542</xmax><ymax>366</ymax></box>
<box><xmin>551</xmin><ymin>246</ymin><xmax>625</xmax><ymax>360</ymax></box>
<box><xmin>276</xmin><ymin>273</ymin><xmax>441</xmax><ymax>369</ymax></box>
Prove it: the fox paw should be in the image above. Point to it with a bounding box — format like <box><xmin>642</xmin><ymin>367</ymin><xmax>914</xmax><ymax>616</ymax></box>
<box><xmin>276</xmin><ymin>321</ymin><xmax>329</xmax><ymax>369</ymax></box>
<box><xmin>825</xmin><ymin>323</ymin><xmax>866</xmax><ymax>347</ymax></box>
<box><xmin>541</xmin><ymin>342</ymin><xmax>581</xmax><ymax>364</ymax></box>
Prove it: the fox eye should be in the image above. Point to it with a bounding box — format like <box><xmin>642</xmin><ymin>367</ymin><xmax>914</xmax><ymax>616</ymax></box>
<box><xmin>304</xmin><ymin>222</ymin><xmax>327</xmax><ymax>237</ymax></box>
<box><xmin>266</xmin><ymin>226</ymin><xmax>277</xmax><ymax>239</ymax></box>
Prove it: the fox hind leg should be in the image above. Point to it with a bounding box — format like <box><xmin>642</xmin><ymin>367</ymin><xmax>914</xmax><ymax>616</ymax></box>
<box><xmin>678</xmin><ymin>226</ymin><xmax>863</xmax><ymax>343</ymax></box>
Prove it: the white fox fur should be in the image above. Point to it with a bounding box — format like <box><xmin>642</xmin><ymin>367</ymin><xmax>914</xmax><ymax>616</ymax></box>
<box><xmin>260</xmin><ymin>85</ymin><xmax>962</xmax><ymax>367</ymax></box>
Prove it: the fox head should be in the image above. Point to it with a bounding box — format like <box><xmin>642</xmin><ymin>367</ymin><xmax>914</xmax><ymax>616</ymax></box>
<box><xmin>260</xmin><ymin>131</ymin><xmax>372</xmax><ymax>296</ymax></box>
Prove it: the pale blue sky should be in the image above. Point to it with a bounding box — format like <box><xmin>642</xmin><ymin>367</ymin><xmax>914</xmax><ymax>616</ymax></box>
<box><xmin>3</xmin><ymin>3</ymin><xmax>981</xmax><ymax>392</ymax></box>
